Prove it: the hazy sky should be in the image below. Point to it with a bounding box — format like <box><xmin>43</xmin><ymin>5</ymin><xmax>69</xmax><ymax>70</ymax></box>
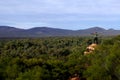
<box><xmin>0</xmin><ymin>0</ymin><xmax>120</xmax><ymax>30</ymax></box>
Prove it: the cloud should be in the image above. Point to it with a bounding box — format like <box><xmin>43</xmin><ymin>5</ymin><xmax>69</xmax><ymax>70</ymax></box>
<box><xmin>0</xmin><ymin>0</ymin><xmax>120</xmax><ymax>14</ymax></box>
<box><xmin>0</xmin><ymin>0</ymin><xmax>120</xmax><ymax>29</ymax></box>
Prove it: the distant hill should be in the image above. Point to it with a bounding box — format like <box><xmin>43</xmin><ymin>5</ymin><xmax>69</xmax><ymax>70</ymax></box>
<box><xmin>0</xmin><ymin>26</ymin><xmax>120</xmax><ymax>37</ymax></box>
<box><xmin>26</xmin><ymin>27</ymin><xmax>75</xmax><ymax>37</ymax></box>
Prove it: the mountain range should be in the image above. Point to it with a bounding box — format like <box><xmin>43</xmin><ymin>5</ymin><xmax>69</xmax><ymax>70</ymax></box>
<box><xmin>0</xmin><ymin>26</ymin><xmax>120</xmax><ymax>37</ymax></box>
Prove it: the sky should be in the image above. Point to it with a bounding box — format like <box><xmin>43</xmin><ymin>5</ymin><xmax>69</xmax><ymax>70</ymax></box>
<box><xmin>0</xmin><ymin>0</ymin><xmax>120</xmax><ymax>30</ymax></box>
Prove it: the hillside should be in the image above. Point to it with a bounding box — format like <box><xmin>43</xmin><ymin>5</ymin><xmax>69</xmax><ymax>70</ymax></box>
<box><xmin>0</xmin><ymin>36</ymin><xmax>119</xmax><ymax>80</ymax></box>
<box><xmin>0</xmin><ymin>26</ymin><xmax>120</xmax><ymax>37</ymax></box>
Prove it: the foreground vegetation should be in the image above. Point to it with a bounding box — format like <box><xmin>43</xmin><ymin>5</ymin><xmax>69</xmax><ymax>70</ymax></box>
<box><xmin>0</xmin><ymin>36</ymin><xmax>120</xmax><ymax>80</ymax></box>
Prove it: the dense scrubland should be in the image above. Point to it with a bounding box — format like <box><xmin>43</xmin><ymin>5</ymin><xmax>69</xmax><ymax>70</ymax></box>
<box><xmin>0</xmin><ymin>36</ymin><xmax>120</xmax><ymax>80</ymax></box>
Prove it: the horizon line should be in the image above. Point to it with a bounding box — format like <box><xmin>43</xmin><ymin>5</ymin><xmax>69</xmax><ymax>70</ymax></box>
<box><xmin>0</xmin><ymin>25</ymin><xmax>119</xmax><ymax>30</ymax></box>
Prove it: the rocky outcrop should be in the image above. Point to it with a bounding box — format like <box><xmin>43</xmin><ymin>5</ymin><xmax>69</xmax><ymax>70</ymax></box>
<box><xmin>84</xmin><ymin>43</ymin><xmax>97</xmax><ymax>55</ymax></box>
